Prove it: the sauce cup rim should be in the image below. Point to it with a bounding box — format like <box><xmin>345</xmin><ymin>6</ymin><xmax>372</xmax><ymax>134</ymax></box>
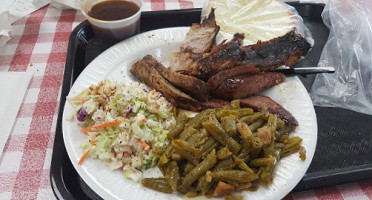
<box><xmin>81</xmin><ymin>0</ymin><xmax>143</xmax><ymax>25</ymax></box>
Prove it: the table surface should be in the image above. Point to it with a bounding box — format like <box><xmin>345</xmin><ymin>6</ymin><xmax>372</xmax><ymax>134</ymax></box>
<box><xmin>0</xmin><ymin>1</ymin><xmax>371</xmax><ymax>200</ymax></box>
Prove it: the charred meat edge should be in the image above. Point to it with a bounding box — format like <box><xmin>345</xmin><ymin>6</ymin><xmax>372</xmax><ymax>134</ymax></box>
<box><xmin>130</xmin><ymin>55</ymin><xmax>201</xmax><ymax>111</ymax></box>
<box><xmin>195</xmin><ymin>33</ymin><xmax>245</xmax><ymax>80</ymax></box>
<box><xmin>239</xmin><ymin>30</ymin><xmax>311</xmax><ymax>71</ymax></box>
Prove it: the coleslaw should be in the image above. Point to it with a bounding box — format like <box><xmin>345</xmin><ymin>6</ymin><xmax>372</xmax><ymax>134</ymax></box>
<box><xmin>68</xmin><ymin>80</ymin><xmax>175</xmax><ymax>181</ymax></box>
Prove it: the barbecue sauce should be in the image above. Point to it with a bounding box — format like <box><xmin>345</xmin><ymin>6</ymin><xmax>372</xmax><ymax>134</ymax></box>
<box><xmin>87</xmin><ymin>0</ymin><xmax>141</xmax><ymax>50</ymax></box>
<box><xmin>88</xmin><ymin>0</ymin><xmax>140</xmax><ymax>21</ymax></box>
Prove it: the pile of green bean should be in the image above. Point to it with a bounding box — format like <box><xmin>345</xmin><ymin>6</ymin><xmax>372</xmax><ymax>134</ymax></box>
<box><xmin>141</xmin><ymin>102</ymin><xmax>305</xmax><ymax>199</ymax></box>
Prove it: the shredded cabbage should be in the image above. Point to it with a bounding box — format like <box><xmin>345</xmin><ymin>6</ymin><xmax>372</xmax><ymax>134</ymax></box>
<box><xmin>68</xmin><ymin>80</ymin><xmax>175</xmax><ymax>181</ymax></box>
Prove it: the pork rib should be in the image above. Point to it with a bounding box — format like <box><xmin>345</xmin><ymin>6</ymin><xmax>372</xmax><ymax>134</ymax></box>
<box><xmin>179</xmin><ymin>8</ymin><xmax>219</xmax><ymax>54</ymax></box>
<box><xmin>239</xmin><ymin>30</ymin><xmax>311</xmax><ymax>71</ymax></box>
<box><xmin>130</xmin><ymin>55</ymin><xmax>201</xmax><ymax>111</ymax></box>
<box><xmin>196</xmin><ymin>33</ymin><xmax>245</xmax><ymax>79</ymax></box>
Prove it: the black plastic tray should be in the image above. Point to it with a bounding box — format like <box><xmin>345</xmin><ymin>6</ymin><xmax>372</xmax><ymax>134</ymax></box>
<box><xmin>51</xmin><ymin>3</ymin><xmax>372</xmax><ymax>199</ymax></box>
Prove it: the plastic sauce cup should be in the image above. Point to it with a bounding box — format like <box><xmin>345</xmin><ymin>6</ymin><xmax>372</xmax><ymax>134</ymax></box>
<box><xmin>81</xmin><ymin>0</ymin><xmax>142</xmax><ymax>50</ymax></box>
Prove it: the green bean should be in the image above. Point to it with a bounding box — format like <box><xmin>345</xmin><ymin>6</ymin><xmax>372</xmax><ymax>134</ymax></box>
<box><xmin>198</xmin><ymin>175</ymin><xmax>212</xmax><ymax>195</ymax></box>
<box><xmin>179</xmin><ymin>149</ymin><xmax>217</xmax><ymax>192</ymax></box>
<box><xmin>281</xmin><ymin>146</ymin><xmax>301</xmax><ymax>157</ymax></box>
<box><xmin>213</xmin><ymin>157</ymin><xmax>236</xmax><ymax>171</ymax></box>
<box><xmin>171</xmin><ymin>153</ymin><xmax>181</xmax><ymax>160</ymax></box>
<box><xmin>164</xmin><ymin>161</ymin><xmax>180</xmax><ymax>191</ymax></box>
<box><xmin>202</xmin><ymin>113</ymin><xmax>240</xmax><ymax>155</ymax></box>
<box><xmin>152</xmin><ymin>105</ymin><xmax>304</xmax><ymax>197</ymax></box>
<box><xmin>172</xmin><ymin>140</ymin><xmax>199</xmax><ymax>165</ymax></box>
<box><xmin>275</xmin><ymin>118</ymin><xmax>285</xmax><ymax>131</ymax></box>
<box><xmin>186</xmin><ymin>109</ymin><xmax>214</xmax><ymax>129</ymax></box>
<box><xmin>198</xmin><ymin>137</ymin><xmax>219</xmax><ymax>159</ymax></box>
<box><xmin>281</xmin><ymin>137</ymin><xmax>302</xmax><ymax>157</ymax></box>
<box><xmin>187</xmin><ymin>128</ymin><xmax>208</xmax><ymax>148</ymax></box>
<box><xmin>250</xmin><ymin>157</ymin><xmax>275</xmax><ymax>167</ymax></box>
<box><xmin>236</xmin><ymin>108</ymin><xmax>254</xmax><ymax>116</ymax></box>
<box><xmin>167</xmin><ymin>112</ymin><xmax>189</xmax><ymax>139</ymax></box>
<box><xmin>221</xmin><ymin>115</ymin><xmax>238</xmax><ymax>137</ymax></box>
<box><xmin>158</xmin><ymin>154</ymin><xmax>169</xmax><ymax>169</ymax></box>
<box><xmin>250</xmin><ymin>137</ymin><xmax>263</xmax><ymax>159</ymax></box>
<box><xmin>186</xmin><ymin>192</ymin><xmax>199</xmax><ymax>198</ymax></box>
<box><xmin>232</xmin><ymin>155</ymin><xmax>255</xmax><ymax>174</ymax></box>
<box><xmin>267</xmin><ymin>114</ymin><xmax>277</xmax><ymax>134</ymax></box>
<box><xmin>277</xmin><ymin>125</ymin><xmax>295</xmax><ymax>136</ymax></box>
<box><xmin>218</xmin><ymin>110</ymin><xmax>240</xmax><ymax>117</ymax></box>
<box><xmin>263</xmin><ymin>141</ymin><xmax>276</xmax><ymax>158</ymax></box>
<box><xmin>217</xmin><ymin>147</ymin><xmax>232</xmax><ymax>160</ymax></box>
<box><xmin>210</xmin><ymin>170</ymin><xmax>258</xmax><ymax>183</ymax></box>
<box><xmin>225</xmin><ymin>194</ymin><xmax>244</xmax><ymax>200</ymax></box>
<box><xmin>218</xmin><ymin>108</ymin><xmax>254</xmax><ymax>118</ymax></box>
<box><xmin>230</xmin><ymin>100</ymin><xmax>240</xmax><ymax>108</ymax></box>
<box><xmin>258</xmin><ymin>169</ymin><xmax>273</xmax><ymax>187</ymax></box>
<box><xmin>299</xmin><ymin>146</ymin><xmax>306</xmax><ymax>161</ymax></box>
<box><xmin>172</xmin><ymin>140</ymin><xmax>198</xmax><ymax>155</ymax></box>
<box><xmin>239</xmin><ymin>112</ymin><xmax>266</xmax><ymax>124</ymax></box>
<box><xmin>141</xmin><ymin>178</ymin><xmax>172</xmax><ymax>193</ymax></box>
<box><xmin>236</xmin><ymin>182</ymin><xmax>253</xmax><ymax>192</ymax></box>
<box><xmin>179</xmin><ymin>126</ymin><xmax>198</xmax><ymax>141</ymax></box>
<box><xmin>237</xmin><ymin>148</ymin><xmax>250</xmax><ymax>163</ymax></box>
<box><xmin>249</xmin><ymin>119</ymin><xmax>266</xmax><ymax>132</ymax></box>
<box><xmin>183</xmin><ymin>162</ymin><xmax>196</xmax><ymax>175</ymax></box>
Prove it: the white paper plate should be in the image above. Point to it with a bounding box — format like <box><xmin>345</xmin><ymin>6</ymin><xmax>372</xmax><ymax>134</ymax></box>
<box><xmin>62</xmin><ymin>27</ymin><xmax>317</xmax><ymax>200</ymax></box>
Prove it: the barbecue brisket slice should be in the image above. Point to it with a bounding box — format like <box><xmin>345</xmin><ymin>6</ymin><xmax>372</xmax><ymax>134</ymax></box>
<box><xmin>210</xmin><ymin>72</ymin><xmax>286</xmax><ymax>101</ymax></box>
<box><xmin>152</xmin><ymin>58</ymin><xmax>209</xmax><ymax>102</ymax></box>
<box><xmin>130</xmin><ymin>55</ymin><xmax>201</xmax><ymax>111</ymax></box>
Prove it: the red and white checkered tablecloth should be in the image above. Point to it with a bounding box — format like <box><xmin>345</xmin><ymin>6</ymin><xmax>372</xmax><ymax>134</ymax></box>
<box><xmin>0</xmin><ymin>1</ymin><xmax>371</xmax><ymax>200</ymax></box>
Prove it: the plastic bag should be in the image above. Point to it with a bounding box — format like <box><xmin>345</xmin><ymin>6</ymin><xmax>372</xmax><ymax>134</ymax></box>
<box><xmin>201</xmin><ymin>0</ymin><xmax>313</xmax><ymax>46</ymax></box>
<box><xmin>310</xmin><ymin>0</ymin><xmax>372</xmax><ymax>115</ymax></box>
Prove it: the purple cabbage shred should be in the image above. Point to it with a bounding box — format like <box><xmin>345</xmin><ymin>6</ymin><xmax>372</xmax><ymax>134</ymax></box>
<box><xmin>77</xmin><ymin>107</ymin><xmax>87</xmax><ymax>122</ymax></box>
<box><xmin>126</xmin><ymin>107</ymin><xmax>133</xmax><ymax>116</ymax></box>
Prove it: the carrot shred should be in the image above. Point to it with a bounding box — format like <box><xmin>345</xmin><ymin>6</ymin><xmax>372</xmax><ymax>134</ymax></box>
<box><xmin>80</xmin><ymin>120</ymin><xmax>122</xmax><ymax>133</ymax></box>
<box><xmin>141</xmin><ymin>118</ymin><xmax>146</xmax><ymax>122</ymax></box>
<box><xmin>137</xmin><ymin>139</ymin><xmax>150</xmax><ymax>150</ymax></box>
<box><xmin>151</xmin><ymin>90</ymin><xmax>156</xmax><ymax>95</ymax></box>
<box><xmin>78</xmin><ymin>136</ymin><xmax>97</xmax><ymax>165</ymax></box>
<box><xmin>78</xmin><ymin>95</ymin><xmax>85</xmax><ymax>103</ymax></box>
<box><xmin>78</xmin><ymin>148</ymin><xmax>91</xmax><ymax>165</ymax></box>
<box><xmin>120</xmin><ymin>163</ymin><xmax>126</xmax><ymax>170</ymax></box>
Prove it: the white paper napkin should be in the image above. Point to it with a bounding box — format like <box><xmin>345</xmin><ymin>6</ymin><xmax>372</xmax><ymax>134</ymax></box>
<box><xmin>0</xmin><ymin>11</ymin><xmax>12</xmax><ymax>47</ymax></box>
<box><xmin>0</xmin><ymin>0</ymin><xmax>50</xmax><ymax>23</ymax></box>
<box><xmin>0</xmin><ymin>72</ymin><xmax>33</xmax><ymax>155</ymax></box>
